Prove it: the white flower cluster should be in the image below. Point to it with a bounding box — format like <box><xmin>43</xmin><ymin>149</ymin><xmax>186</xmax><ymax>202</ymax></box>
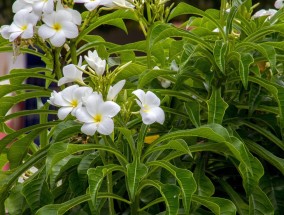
<box><xmin>74</xmin><ymin>0</ymin><xmax>134</xmax><ymax>11</ymax></box>
<box><xmin>0</xmin><ymin>0</ymin><xmax>80</xmax><ymax>47</ymax></box>
<box><xmin>252</xmin><ymin>0</ymin><xmax>284</xmax><ymax>19</ymax></box>
<box><xmin>0</xmin><ymin>0</ymin><xmax>134</xmax><ymax>47</ymax></box>
<box><xmin>49</xmin><ymin>50</ymin><xmax>165</xmax><ymax>136</ymax></box>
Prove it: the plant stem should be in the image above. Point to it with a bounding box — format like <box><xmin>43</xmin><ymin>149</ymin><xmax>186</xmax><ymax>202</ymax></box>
<box><xmin>130</xmin><ymin>195</ymin><xmax>140</xmax><ymax>215</ymax></box>
<box><xmin>70</xmin><ymin>39</ymin><xmax>77</xmax><ymax>65</ymax></box>
<box><xmin>103</xmin><ymin>136</ymin><xmax>115</xmax><ymax>215</ymax></box>
<box><xmin>53</xmin><ymin>48</ymin><xmax>62</xmax><ymax>83</ymax></box>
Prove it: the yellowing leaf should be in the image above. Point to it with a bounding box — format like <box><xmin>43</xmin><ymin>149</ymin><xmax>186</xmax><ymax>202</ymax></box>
<box><xmin>144</xmin><ymin>135</ymin><xmax>160</xmax><ymax>144</ymax></box>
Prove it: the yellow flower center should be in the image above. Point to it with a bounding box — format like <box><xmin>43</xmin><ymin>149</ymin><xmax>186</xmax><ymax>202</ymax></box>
<box><xmin>71</xmin><ymin>100</ymin><xmax>78</xmax><ymax>107</ymax></box>
<box><xmin>143</xmin><ymin>105</ymin><xmax>150</xmax><ymax>113</ymax></box>
<box><xmin>21</xmin><ymin>25</ymin><xmax>28</xmax><ymax>31</ymax></box>
<box><xmin>94</xmin><ymin>114</ymin><xmax>102</xmax><ymax>123</ymax></box>
<box><xmin>53</xmin><ymin>23</ymin><xmax>62</xmax><ymax>31</ymax></box>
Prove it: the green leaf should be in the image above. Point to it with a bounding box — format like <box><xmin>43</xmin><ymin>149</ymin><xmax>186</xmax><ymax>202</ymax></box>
<box><xmin>126</xmin><ymin>160</ymin><xmax>148</xmax><ymax>201</ymax></box>
<box><xmin>144</xmin><ymin>139</ymin><xmax>191</xmax><ymax>160</ymax></box>
<box><xmin>168</xmin><ymin>3</ymin><xmax>225</xmax><ymax>39</ymax></box>
<box><xmin>51</xmin><ymin>120</ymin><xmax>82</xmax><ymax>143</ymax></box>
<box><xmin>0</xmin><ymin>122</ymin><xmax>58</xmax><ymax>153</ymax></box>
<box><xmin>213</xmin><ymin>40</ymin><xmax>228</xmax><ymax>74</ymax></box>
<box><xmin>87</xmin><ymin>165</ymin><xmax>125</xmax><ymax>211</ymax></box>
<box><xmin>7</xmin><ymin>130</ymin><xmax>42</xmax><ymax>169</ymax></box>
<box><xmin>245</xmin><ymin>139</ymin><xmax>284</xmax><ymax>175</ymax></box>
<box><xmin>161</xmin><ymin>184</ymin><xmax>180</xmax><ymax>215</ymax></box>
<box><xmin>138</xmin><ymin>69</ymin><xmax>176</xmax><ymax>88</ymax></box>
<box><xmin>219</xmin><ymin>179</ymin><xmax>249</xmax><ymax>215</ymax></box>
<box><xmin>78</xmin><ymin>9</ymin><xmax>136</xmax><ymax>42</ymax></box>
<box><xmin>249</xmin><ymin>77</ymin><xmax>284</xmax><ymax>138</ymax></box>
<box><xmin>249</xmin><ymin>187</ymin><xmax>274</xmax><ymax>215</ymax></box>
<box><xmin>184</xmin><ymin>101</ymin><xmax>201</xmax><ymax>127</ymax></box>
<box><xmin>239</xmin><ymin>52</ymin><xmax>254</xmax><ymax>89</ymax></box>
<box><xmin>207</xmin><ymin>88</ymin><xmax>228</xmax><ymax>124</ymax></box>
<box><xmin>35</xmin><ymin>194</ymin><xmax>90</xmax><ymax>215</ymax></box>
<box><xmin>193</xmin><ymin>158</ymin><xmax>215</xmax><ymax>197</ymax></box>
<box><xmin>192</xmin><ymin>195</ymin><xmax>237</xmax><ymax>215</ymax></box>
<box><xmin>5</xmin><ymin>184</ymin><xmax>27</xmax><ymax>215</ymax></box>
<box><xmin>148</xmin><ymin>161</ymin><xmax>196</xmax><ymax>214</ymax></box>
<box><xmin>22</xmin><ymin>168</ymin><xmax>54</xmax><ymax>213</ymax></box>
<box><xmin>260</xmin><ymin>174</ymin><xmax>284</xmax><ymax>214</ymax></box>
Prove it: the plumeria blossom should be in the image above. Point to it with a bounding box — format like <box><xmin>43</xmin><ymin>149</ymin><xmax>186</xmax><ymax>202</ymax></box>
<box><xmin>0</xmin><ymin>25</ymin><xmax>11</xmax><ymax>40</ymax></box>
<box><xmin>48</xmin><ymin>85</ymin><xmax>93</xmax><ymax>120</ymax></box>
<box><xmin>12</xmin><ymin>0</ymin><xmax>54</xmax><ymax>17</ymax></box>
<box><xmin>105</xmin><ymin>0</ymin><xmax>135</xmax><ymax>9</ymax></box>
<box><xmin>12</xmin><ymin>0</ymin><xmax>33</xmax><ymax>13</ymax></box>
<box><xmin>73</xmin><ymin>0</ymin><xmax>102</xmax><ymax>11</ymax></box>
<box><xmin>252</xmin><ymin>9</ymin><xmax>277</xmax><ymax>19</ymax></box>
<box><xmin>84</xmin><ymin>50</ymin><xmax>106</xmax><ymax>76</ymax></box>
<box><xmin>76</xmin><ymin>92</ymin><xmax>121</xmax><ymax>135</ymax></box>
<box><xmin>107</xmin><ymin>80</ymin><xmax>126</xmax><ymax>100</ymax></box>
<box><xmin>8</xmin><ymin>9</ymin><xmax>38</xmax><ymax>42</ymax></box>
<box><xmin>58</xmin><ymin>64</ymin><xmax>84</xmax><ymax>86</ymax></box>
<box><xmin>38</xmin><ymin>9</ymin><xmax>79</xmax><ymax>47</ymax></box>
<box><xmin>133</xmin><ymin>89</ymin><xmax>165</xmax><ymax>125</ymax></box>
<box><xmin>58</xmin><ymin>56</ymin><xmax>86</xmax><ymax>86</ymax></box>
<box><xmin>56</xmin><ymin>1</ymin><xmax>82</xmax><ymax>25</ymax></box>
<box><xmin>275</xmin><ymin>0</ymin><xmax>284</xmax><ymax>9</ymax></box>
<box><xmin>153</xmin><ymin>66</ymin><xmax>171</xmax><ymax>89</ymax></box>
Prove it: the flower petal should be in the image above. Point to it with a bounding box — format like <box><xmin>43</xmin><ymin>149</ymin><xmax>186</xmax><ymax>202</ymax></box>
<box><xmin>61</xmin><ymin>85</ymin><xmax>79</xmax><ymax>103</ymax></box>
<box><xmin>81</xmin><ymin>123</ymin><xmax>97</xmax><ymax>135</ymax></box>
<box><xmin>107</xmin><ymin>79</ymin><xmax>126</xmax><ymax>100</ymax></box>
<box><xmin>85</xmin><ymin>92</ymin><xmax>103</xmax><ymax>116</ymax></box>
<box><xmin>99</xmin><ymin>101</ymin><xmax>121</xmax><ymax>117</ymax></box>
<box><xmin>145</xmin><ymin>91</ymin><xmax>160</xmax><ymax>106</ymax></box>
<box><xmin>38</xmin><ymin>24</ymin><xmax>56</xmax><ymax>39</ymax></box>
<box><xmin>76</xmin><ymin>107</ymin><xmax>94</xmax><ymax>123</ymax></box>
<box><xmin>58</xmin><ymin>106</ymin><xmax>73</xmax><ymax>120</ymax></box>
<box><xmin>61</xmin><ymin>21</ymin><xmax>78</xmax><ymax>39</ymax></box>
<box><xmin>49</xmin><ymin>31</ymin><xmax>66</xmax><ymax>47</ymax></box>
<box><xmin>132</xmin><ymin>89</ymin><xmax>145</xmax><ymax>104</ymax></box>
<box><xmin>97</xmin><ymin>117</ymin><xmax>114</xmax><ymax>135</ymax></box>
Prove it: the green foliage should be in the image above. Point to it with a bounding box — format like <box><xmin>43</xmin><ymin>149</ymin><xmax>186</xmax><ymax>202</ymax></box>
<box><xmin>1</xmin><ymin>0</ymin><xmax>284</xmax><ymax>214</ymax></box>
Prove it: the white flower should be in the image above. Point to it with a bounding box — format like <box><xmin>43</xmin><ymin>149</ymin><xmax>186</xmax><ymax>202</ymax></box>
<box><xmin>48</xmin><ymin>85</ymin><xmax>93</xmax><ymax>120</ymax></box>
<box><xmin>56</xmin><ymin>1</ymin><xmax>82</xmax><ymax>25</ymax></box>
<box><xmin>84</xmin><ymin>50</ymin><xmax>106</xmax><ymax>76</ymax></box>
<box><xmin>132</xmin><ymin>89</ymin><xmax>165</xmax><ymax>125</ymax></box>
<box><xmin>170</xmin><ymin>60</ymin><xmax>179</xmax><ymax>72</ymax></box>
<box><xmin>8</xmin><ymin>9</ymin><xmax>38</xmax><ymax>42</ymax></box>
<box><xmin>153</xmin><ymin>66</ymin><xmax>171</xmax><ymax>89</ymax></box>
<box><xmin>12</xmin><ymin>0</ymin><xmax>33</xmax><ymax>13</ymax></box>
<box><xmin>0</xmin><ymin>25</ymin><xmax>11</xmax><ymax>40</ymax></box>
<box><xmin>38</xmin><ymin>10</ymin><xmax>79</xmax><ymax>47</ymax></box>
<box><xmin>32</xmin><ymin>0</ymin><xmax>54</xmax><ymax>15</ymax></box>
<box><xmin>108</xmin><ymin>0</ymin><xmax>134</xmax><ymax>9</ymax></box>
<box><xmin>157</xmin><ymin>77</ymin><xmax>171</xmax><ymax>88</ymax></box>
<box><xmin>76</xmin><ymin>92</ymin><xmax>121</xmax><ymax>135</ymax></box>
<box><xmin>58</xmin><ymin>65</ymin><xmax>84</xmax><ymax>86</ymax></box>
<box><xmin>73</xmin><ymin>0</ymin><xmax>102</xmax><ymax>11</ymax></box>
<box><xmin>107</xmin><ymin>80</ymin><xmax>126</xmax><ymax>100</ymax></box>
<box><xmin>275</xmin><ymin>0</ymin><xmax>284</xmax><ymax>9</ymax></box>
<box><xmin>252</xmin><ymin>9</ymin><xmax>277</xmax><ymax>19</ymax></box>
